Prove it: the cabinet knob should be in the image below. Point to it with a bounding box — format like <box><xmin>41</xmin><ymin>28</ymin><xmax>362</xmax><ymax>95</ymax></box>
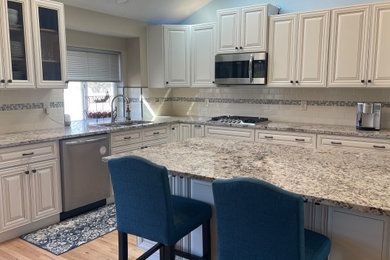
<box><xmin>166</xmin><ymin>81</ymin><xmax>169</xmax><ymax>84</ymax></box>
<box><xmin>239</xmin><ymin>46</ymin><xmax>243</xmax><ymax>50</ymax></box>
<box><xmin>368</xmin><ymin>80</ymin><xmax>372</xmax><ymax>83</ymax></box>
<box><xmin>212</xmin><ymin>81</ymin><xmax>215</xmax><ymax>84</ymax></box>
<box><xmin>7</xmin><ymin>79</ymin><xmax>12</xmax><ymax>83</ymax></box>
<box><xmin>25</xmin><ymin>170</ymin><xmax>30</xmax><ymax>175</ymax></box>
<box><xmin>0</xmin><ymin>80</ymin><xmax>5</xmax><ymax>84</ymax></box>
<box><xmin>296</xmin><ymin>81</ymin><xmax>299</xmax><ymax>84</ymax></box>
<box><xmin>361</xmin><ymin>80</ymin><xmax>365</xmax><ymax>83</ymax></box>
<box><xmin>32</xmin><ymin>169</ymin><xmax>37</xmax><ymax>173</ymax></box>
<box><xmin>235</xmin><ymin>47</ymin><xmax>239</xmax><ymax>50</ymax></box>
<box><xmin>290</xmin><ymin>80</ymin><xmax>294</xmax><ymax>84</ymax></box>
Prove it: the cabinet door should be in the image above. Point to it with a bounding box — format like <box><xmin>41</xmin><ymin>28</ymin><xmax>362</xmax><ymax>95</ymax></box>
<box><xmin>191</xmin><ymin>124</ymin><xmax>205</xmax><ymax>138</ymax></box>
<box><xmin>1</xmin><ymin>0</ymin><xmax>35</xmax><ymax>88</ymax></box>
<box><xmin>29</xmin><ymin>160</ymin><xmax>61</xmax><ymax>221</ymax></box>
<box><xmin>170</xmin><ymin>124</ymin><xmax>180</xmax><ymax>143</ymax></box>
<box><xmin>31</xmin><ymin>0</ymin><xmax>67</xmax><ymax>88</ymax></box>
<box><xmin>328</xmin><ymin>6</ymin><xmax>370</xmax><ymax>88</ymax></box>
<box><xmin>164</xmin><ymin>25</ymin><xmax>191</xmax><ymax>87</ymax></box>
<box><xmin>268</xmin><ymin>14</ymin><xmax>298</xmax><ymax>87</ymax></box>
<box><xmin>328</xmin><ymin>208</ymin><xmax>389</xmax><ymax>260</ymax></box>
<box><xmin>240</xmin><ymin>5</ymin><xmax>267</xmax><ymax>52</ymax></box>
<box><xmin>296</xmin><ymin>11</ymin><xmax>330</xmax><ymax>87</ymax></box>
<box><xmin>180</xmin><ymin>124</ymin><xmax>192</xmax><ymax>141</ymax></box>
<box><xmin>0</xmin><ymin>166</ymin><xmax>30</xmax><ymax>232</ymax></box>
<box><xmin>217</xmin><ymin>8</ymin><xmax>240</xmax><ymax>53</ymax></box>
<box><xmin>191</xmin><ymin>23</ymin><xmax>216</xmax><ymax>88</ymax></box>
<box><xmin>367</xmin><ymin>3</ymin><xmax>390</xmax><ymax>87</ymax></box>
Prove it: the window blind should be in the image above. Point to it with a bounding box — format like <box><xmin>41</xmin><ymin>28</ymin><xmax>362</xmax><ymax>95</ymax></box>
<box><xmin>67</xmin><ymin>48</ymin><xmax>121</xmax><ymax>82</ymax></box>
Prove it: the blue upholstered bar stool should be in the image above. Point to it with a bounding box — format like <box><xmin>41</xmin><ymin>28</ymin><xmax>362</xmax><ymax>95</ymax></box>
<box><xmin>212</xmin><ymin>178</ymin><xmax>331</xmax><ymax>260</ymax></box>
<box><xmin>108</xmin><ymin>156</ymin><xmax>212</xmax><ymax>260</ymax></box>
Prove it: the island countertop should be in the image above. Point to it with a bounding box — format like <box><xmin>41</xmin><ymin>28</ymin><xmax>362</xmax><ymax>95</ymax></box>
<box><xmin>103</xmin><ymin>137</ymin><xmax>390</xmax><ymax>217</ymax></box>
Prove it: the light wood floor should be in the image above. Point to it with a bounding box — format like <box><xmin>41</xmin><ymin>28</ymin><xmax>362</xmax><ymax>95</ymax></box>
<box><xmin>0</xmin><ymin>231</ymin><xmax>144</xmax><ymax>260</ymax></box>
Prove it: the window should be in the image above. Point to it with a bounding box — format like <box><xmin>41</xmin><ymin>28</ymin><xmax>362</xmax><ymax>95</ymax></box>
<box><xmin>64</xmin><ymin>47</ymin><xmax>142</xmax><ymax>122</ymax></box>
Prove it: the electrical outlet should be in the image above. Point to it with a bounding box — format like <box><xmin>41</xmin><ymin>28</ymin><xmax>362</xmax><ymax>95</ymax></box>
<box><xmin>301</xmin><ymin>100</ymin><xmax>307</xmax><ymax>111</ymax></box>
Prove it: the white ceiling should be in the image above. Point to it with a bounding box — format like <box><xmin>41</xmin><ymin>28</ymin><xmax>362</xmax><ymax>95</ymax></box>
<box><xmin>57</xmin><ymin>0</ymin><xmax>212</xmax><ymax>24</ymax></box>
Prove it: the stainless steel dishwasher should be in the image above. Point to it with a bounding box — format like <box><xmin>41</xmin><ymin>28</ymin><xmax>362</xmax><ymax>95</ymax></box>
<box><xmin>60</xmin><ymin>134</ymin><xmax>110</xmax><ymax>220</ymax></box>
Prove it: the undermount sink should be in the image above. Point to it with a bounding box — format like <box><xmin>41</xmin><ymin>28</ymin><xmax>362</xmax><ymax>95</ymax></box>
<box><xmin>101</xmin><ymin>120</ymin><xmax>153</xmax><ymax>127</ymax></box>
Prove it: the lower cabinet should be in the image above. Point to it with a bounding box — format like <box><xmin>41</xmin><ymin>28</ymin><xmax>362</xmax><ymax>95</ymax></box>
<box><xmin>170</xmin><ymin>124</ymin><xmax>181</xmax><ymax>142</ymax></box>
<box><xmin>0</xmin><ymin>159</ymin><xmax>61</xmax><ymax>233</ymax></box>
<box><xmin>180</xmin><ymin>124</ymin><xmax>192</xmax><ymax>141</ymax></box>
<box><xmin>328</xmin><ymin>207</ymin><xmax>390</xmax><ymax>260</ymax></box>
<box><xmin>205</xmin><ymin>126</ymin><xmax>255</xmax><ymax>141</ymax></box>
<box><xmin>192</xmin><ymin>124</ymin><xmax>205</xmax><ymax>138</ymax></box>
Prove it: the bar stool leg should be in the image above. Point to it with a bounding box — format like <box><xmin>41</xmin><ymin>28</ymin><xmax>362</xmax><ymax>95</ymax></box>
<box><xmin>202</xmin><ymin>220</ymin><xmax>211</xmax><ymax>260</ymax></box>
<box><xmin>160</xmin><ymin>245</ymin><xmax>174</xmax><ymax>260</ymax></box>
<box><xmin>118</xmin><ymin>231</ymin><xmax>128</xmax><ymax>260</ymax></box>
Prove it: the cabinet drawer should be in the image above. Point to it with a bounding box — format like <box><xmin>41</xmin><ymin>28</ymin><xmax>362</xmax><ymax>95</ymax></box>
<box><xmin>205</xmin><ymin>126</ymin><xmax>255</xmax><ymax>141</ymax></box>
<box><xmin>0</xmin><ymin>142</ymin><xmax>58</xmax><ymax>170</ymax></box>
<box><xmin>111</xmin><ymin>130</ymin><xmax>142</xmax><ymax>148</ymax></box>
<box><xmin>143</xmin><ymin>138</ymin><xmax>169</xmax><ymax>148</ymax></box>
<box><xmin>111</xmin><ymin>143</ymin><xmax>143</xmax><ymax>155</ymax></box>
<box><xmin>317</xmin><ymin>135</ymin><xmax>390</xmax><ymax>151</ymax></box>
<box><xmin>143</xmin><ymin>126</ymin><xmax>169</xmax><ymax>141</ymax></box>
<box><xmin>256</xmin><ymin>131</ymin><xmax>316</xmax><ymax>148</ymax></box>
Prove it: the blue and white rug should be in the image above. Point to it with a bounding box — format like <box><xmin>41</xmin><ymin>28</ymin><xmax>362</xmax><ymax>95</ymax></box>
<box><xmin>21</xmin><ymin>204</ymin><xmax>117</xmax><ymax>255</ymax></box>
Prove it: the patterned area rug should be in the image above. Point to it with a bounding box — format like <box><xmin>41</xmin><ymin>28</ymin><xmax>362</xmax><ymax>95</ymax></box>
<box><xmin>21</xmin><ymin>204</ymin><xmax>116</xmax><ymax>255</ymax></box>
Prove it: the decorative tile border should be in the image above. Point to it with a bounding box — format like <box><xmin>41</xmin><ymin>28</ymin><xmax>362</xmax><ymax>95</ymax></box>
<box><xmin>0</xmin><ymin>102</ymin><xmax>64</xmax><ymax>112</ymax></box>
<box><xmin>145</xmin><ymin>97</ymin><xmax>390</xmax><ymax>108</ymax></box>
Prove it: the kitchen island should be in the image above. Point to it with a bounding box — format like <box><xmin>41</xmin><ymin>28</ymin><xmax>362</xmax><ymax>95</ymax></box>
<box><xmin>104</xmin><ymin>137</ymin><xmax>390</xmax><ymax>260</ymax></box>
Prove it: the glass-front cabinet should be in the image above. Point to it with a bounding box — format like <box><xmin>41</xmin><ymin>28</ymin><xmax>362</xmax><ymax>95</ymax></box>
<box><xmin>0</xmin><ymin>0</ymin><xmax>66</xmax><ymax>89</ymax></box>
<box><xmin>31</xmin><ymin>0</ymin><xmax>66</xmax><ymax>88</ymax></box>
<box><xmin>0</xmin><ymin>0</ymin><xmax>35</xmax><ymax>88</ymax></box>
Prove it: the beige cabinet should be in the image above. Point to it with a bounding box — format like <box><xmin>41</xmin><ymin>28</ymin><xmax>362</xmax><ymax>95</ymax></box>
<box><xmin>31</xmin><ymin>0</ymin><xmax>67</xmax><ymax>88</ymax></box>
<box><xmin>268</xmin><ymin>14</ymin><xmax>298</xmax><ymax>87</ymax></box>
<box><xmin>268</xmin><ymin>11</ymin><xmax>330</xmax><ymax>87</ymax></box>
<box><xmin>255</xmin><ymin>130</ymin><xmax>316</xmax><ymax>148</ymax></box>
<box><xmin>368</xmin><ymin>3</ymin><xmax>390</xmax><ymax>87</ymax></box>
<box><xmin>205</xmin><ymin>126</ymin><xmax>255</xmax><ymax>141</ymax></box>
<box><xmin>147</xmin><ymin>25</ymin><xmax>191</xmax><ymax>88</ymax></box>
<box><xmin>179</xmin><ymin>124</ymin><xmax>192</xmax><ymax>141</ymax></box>
<box><xmin>169</xmin><ymin>124</ymin><xmax>180</xmax><ymax>143</ymax></box>
<box><xmin>29</xmin><ymin>160</ymin><xmax>61</xmax><ymax>221</ymax></box>
<box><xmin>0</xmin><ymin>0</ymin><xmax>35</xmax><ymax>89</ymax></box>
<box><xmin>0</xmin><ymin>166</ymin><xmax>31</xmax><ymax>232</ymax></box>
<box><xmin>0</xmin><ymin>142</ymin><xmax>61</xmax><ymax>234</ymax></box>
<box><xmin>217</xmin><ymin>4</ymin><xmax>279</xmax><ymax>53</ymax></box>
<box><xmin>164</xmin><ymin>25</ymin><xmax>191</xmax><ymax>87</ymax></box>
<box><xmin>191</xmin><ymin>124</ymin><xmax>205</xmax><ymax>138</ymax></box>
<box><xmin>328</xmin><ymin>5</ymin><xmax>371</xmax><ymax>87</ymax></box>
<box><xmin>191</xmin><ymin>23</ymin><xmax>216</xmax><ymax>88</ymax></box>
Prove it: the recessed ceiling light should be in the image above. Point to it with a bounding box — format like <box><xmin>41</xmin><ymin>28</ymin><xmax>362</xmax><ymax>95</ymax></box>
<box><xmin>115</xmin><ymin>0</ymin><xmax>129</xmax><ymax>4</ymax></box>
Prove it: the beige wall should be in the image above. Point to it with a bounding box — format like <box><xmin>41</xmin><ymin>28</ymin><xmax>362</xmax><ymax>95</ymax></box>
<box><xmin>64</xmin><ymin>5</ymin><xmax>148</xmax><ymax>87</ymax></box>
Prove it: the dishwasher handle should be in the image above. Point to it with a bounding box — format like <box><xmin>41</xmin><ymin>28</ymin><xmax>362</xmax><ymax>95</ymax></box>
<box><xmin>64</xmin><ymin>136</ymin><xmax>108</xmax><ymax>146</ymax></box>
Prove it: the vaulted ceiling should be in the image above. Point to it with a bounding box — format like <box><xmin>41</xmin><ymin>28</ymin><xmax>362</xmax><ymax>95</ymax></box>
<box><xmin>57</xmin><ymin>0</ymin><xmax>213</xmax><ymax>24</ymax></box>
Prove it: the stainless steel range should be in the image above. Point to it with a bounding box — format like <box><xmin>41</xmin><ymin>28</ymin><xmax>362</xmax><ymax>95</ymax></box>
<box><xmin>210</xmin><ymin>116</ymin><xmax>269</xmax><ymax>126</ymax></box>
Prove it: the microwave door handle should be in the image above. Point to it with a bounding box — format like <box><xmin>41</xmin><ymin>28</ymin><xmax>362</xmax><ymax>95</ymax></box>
<box><xmin>249</xmin><ymin>54</ymin><xmax>254</xmax><ymax>83</ymax></box>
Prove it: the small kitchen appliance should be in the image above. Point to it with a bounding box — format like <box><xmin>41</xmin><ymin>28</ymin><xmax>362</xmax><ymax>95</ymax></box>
<box><xmin>215</xmin><ymin>52</ymin><xmax>267</xmax><ymax>85</ymax></box>
<box><xmin>356</xmin><ymin>103</ymin><xmax>381</xmax><ymax>131</ymax></box>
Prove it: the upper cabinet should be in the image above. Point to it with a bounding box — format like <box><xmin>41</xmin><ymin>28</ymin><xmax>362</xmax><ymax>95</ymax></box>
<box><xmin>216</xmin><ymin>4</ymin><xmax>279</xmax><ymax>54</ymax></box>
<box><xmin>147</xmin><ymin>23</ymin><xmax>216</xmax><ymax>88</ymax></box>
<box><xmin>147</xmin><ymin>25</ymin><xmax>191</xmax><ymax>88</ymax></box>
<box><xmin>191</xmin><ymin>23</ymin><xmax>216</xmax><ymax>88</ymax></box>
<box><xmin>0</xmin><ymin>0</ymin><xmax>66</xmax><ymax>89</ymax></box>
<box><xmin>31</xmin><ymin>0</ymin><xmax>67</xmax><ymax>88</ymax></box>
<box><xmin>328</xmin><ymin>5</ymin><xmax>370</xmax><ymax>88</ymax></box>
<box><xmin>0</xmin><ymin>0</ymin><xmax>35</xmax><ymax>89</ymax></box>
<box><xmin>368</xmin><ymin>3</ymin><xmax>390</xmax><ymax>87</ymax></box>
<box><xmin>268</xmin><ymin>10</ymin><xmax>330</xmax><ymax>87</ymax></box>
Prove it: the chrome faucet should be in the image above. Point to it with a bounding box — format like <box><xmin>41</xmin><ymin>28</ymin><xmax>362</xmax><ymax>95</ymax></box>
<box><xmin>111</xmin><ymin>95</ymin><xmax>130</xmax><ymax>123</ymax></box>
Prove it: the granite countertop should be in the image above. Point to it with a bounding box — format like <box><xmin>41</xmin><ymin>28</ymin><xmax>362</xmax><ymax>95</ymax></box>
<box><xmin>1</xmin><ymin>116</ymin><xmax>390</xmax><ymax>149</ymax></box>
<box><xmin>104</xmin><ymin>137</ymin><xmax>390</xmax><ymax>216</ymax></box>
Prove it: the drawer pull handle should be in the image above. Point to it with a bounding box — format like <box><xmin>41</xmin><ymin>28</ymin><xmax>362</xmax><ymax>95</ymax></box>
<box><xmin>141</xmin><ymin>146</ymin><xmax>149</xmax><ymax>149</ymax></box>
<box><xmin>331</xmin><ymin>141</ymin><xmax>342</xmax><ymax>145</ymax></box>
<box><xmin>194</xmin><ymin>125</ymin><xmax>202</xmax><ymax>128</ymax></box>
<box><xmin>264</xmin><ymin>136</ymin><xmax>274</xmax><ymax>139</ymax></box>
<box><xmin>25</xmin><ymin>170</ymin><xmax>30</xmax><ymax>175</ymax></box>
<box><xmin>172</xmin><ymin>128</ymin><xmax>176</xmax><ymax>130</ymax></box>
<box><xmin>32</xmin><ymin>169</ymin><xmax>37</xmax><ymax>173</ymax></box>
<box><xmin>373</xmin><ymin>145</ymin><xmax>386</xmax><ymax>149</ymax></box>
<box><xmin>153</xmin><ymin>132</ymin><xmax>160</xmax><ymax>135</ymax></box>
<box><xmin>295</xmin><ymin>138</ymin><xmax>305</xmax><ymax>142</ymax></box>
<box><xmin>123</xmin><ymin>137</ymin><xmax>132</xmax><ymax>140</ymax></box>
<box><xmin>22</xmin><ymin>152</ymin><xmax>34</xmax><ymax>156</ymax></box>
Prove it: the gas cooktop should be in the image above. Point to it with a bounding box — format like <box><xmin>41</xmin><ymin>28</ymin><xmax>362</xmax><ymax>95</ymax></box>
<box><xmin>210</xmin><ymin>116</ymin><xmax>269</xmax><ymax>125</ymax></box>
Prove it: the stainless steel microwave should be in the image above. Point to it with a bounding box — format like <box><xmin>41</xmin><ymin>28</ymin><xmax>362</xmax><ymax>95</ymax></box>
<box><xmin>215</xmin><ymin>52</ymin><xmax>267</xmax><ymax>85</ymax></box>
